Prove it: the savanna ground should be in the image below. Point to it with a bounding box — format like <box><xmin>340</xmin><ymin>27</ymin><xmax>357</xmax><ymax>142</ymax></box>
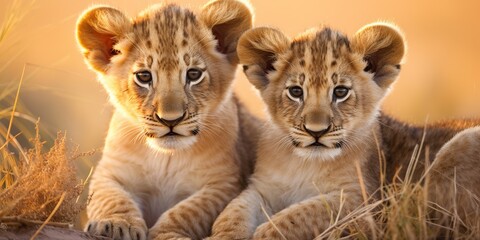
<box><xmin>1</xmin><ymin>0</ymin><xmax>480</xmax><ymax>239</ymax></box>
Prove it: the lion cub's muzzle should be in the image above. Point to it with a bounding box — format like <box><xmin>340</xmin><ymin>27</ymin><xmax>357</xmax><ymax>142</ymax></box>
<box><xmin>152</xmin><ymin>111</ymin><xmax>189</xmax><ymax>136</ymax></box>
<box><xmin>294</xmin><ymin>121</ymin><xmax>345</xmax><ymax>150</ymax></box>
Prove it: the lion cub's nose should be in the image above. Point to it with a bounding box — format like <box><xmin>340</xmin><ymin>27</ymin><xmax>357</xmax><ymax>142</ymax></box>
<box><xmin>155</xmin><ymin>112</ymin><xmax>186</xmax><ymax>128</ymax></box>
<box><xmin>304</xmin><ymin>124</ymin><xmax>331</xmax><ymax>139</ymax></box>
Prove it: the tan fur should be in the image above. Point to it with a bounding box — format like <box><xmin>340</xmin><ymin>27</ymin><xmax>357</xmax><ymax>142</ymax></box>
<box><xmin>428</xmin><ymin>127</ymin><xmax>480</xmax><ymax>226</ymax></box>
<box><xmin>75</xmin><ymin>1</ymin><xmax>259</xmax><ymax>239</ymax></box>
<box><xmin>212</xmin><ymin>22</ymin><xmax>480</xmax><ymax>239</ymax></box>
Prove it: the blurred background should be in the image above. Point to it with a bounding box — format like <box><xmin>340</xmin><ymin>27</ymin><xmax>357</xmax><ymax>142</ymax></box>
<box><xmin>1</xmin><ymin>0</ymin><xmax>480</xmax><ymax>179</ymax></box>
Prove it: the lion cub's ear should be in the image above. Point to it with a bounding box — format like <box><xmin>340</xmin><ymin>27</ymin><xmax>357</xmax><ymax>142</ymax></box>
<box><xmin>352</xmin><ymin>22</ymin><xmax>405</xmax><ymax>90</ymax></box>
<box><xmin>76</xmin><ymin>6</ymin><xmax>131</xmax><ymax>73</ymax></box>
<box><xmin>200</xmin><ymin>0</ymin><xmax>253</xmax><ymax>65</ymax></box>
<box><xmin>237</xmin><ymin>27</ymin><xmax>290</xmax><ymax>90</ymax></box>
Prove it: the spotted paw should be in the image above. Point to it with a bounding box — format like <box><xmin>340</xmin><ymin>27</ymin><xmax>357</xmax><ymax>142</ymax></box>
<box><xmin>86</xmin><ymin>218</ymin><xmax>147</xmax><ymax>240</ymax></box>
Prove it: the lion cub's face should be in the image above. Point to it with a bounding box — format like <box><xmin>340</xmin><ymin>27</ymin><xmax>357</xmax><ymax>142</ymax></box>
<box><xmin>76</xmin><ymin>1</ymin><xmax>252</xmax><ymax>151</ymax></box>
<box><xmin>239</xmin><ymin>24</ymin><xmax>405</xmax><ymax>160</ymax></box>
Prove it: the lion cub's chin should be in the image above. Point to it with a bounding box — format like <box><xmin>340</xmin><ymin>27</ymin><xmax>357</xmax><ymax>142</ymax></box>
<box><xmin>146</xmin><ymin>135</ymin><xmax>198</xmax><ymax>152</ymax></box>
<box><xmin>293</xmin><ymin>147</ymin><xmax>342</xmax><ymax>161</ymax></box>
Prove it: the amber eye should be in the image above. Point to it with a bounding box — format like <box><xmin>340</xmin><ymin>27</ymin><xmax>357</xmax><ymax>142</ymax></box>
<box><xmin>186</xmin><ymin>68</ymin><xmax>203</xmax><ymax>83</ymax></box>
<box><xmin>288</xmin><ymin>86</ymin><xmax>304</xmax><ymax>100</ymax></box>
<box><xmin>333</xmin><ymin>86</ymin><xmax>350</xmax><ymax>101</ymax></box>
<box><xmin>135</xmin><ymin>71</ymin><xmax>152</xmax><ymax>83</ymax></box>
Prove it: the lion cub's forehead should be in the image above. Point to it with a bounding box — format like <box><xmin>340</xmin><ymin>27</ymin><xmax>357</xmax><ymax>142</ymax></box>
<box><xmin>288</xmin><ymin>28</ymin><xmax>355</xmax><ymax>87</ymax></box>
<box><xmin>128</xmin><ymin>4</ymin><xmax>211</xmax><ymax>70</ymax></box>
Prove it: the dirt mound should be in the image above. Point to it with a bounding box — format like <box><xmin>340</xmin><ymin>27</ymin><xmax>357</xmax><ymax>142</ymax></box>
<box><xmin>0</xmin><ymin>225</ymin><xmax>106</xmax><ymax>240</ymax></box>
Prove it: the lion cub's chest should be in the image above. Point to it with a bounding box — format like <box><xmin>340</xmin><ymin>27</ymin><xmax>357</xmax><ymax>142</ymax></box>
<box><xmin>120</xmin><ymin>152</ymin><xmax>204</xmax><ymax>227</ymax></box>
<box><xmin>255</xmin><ymin>154</ymin><xmax>360</xmax><ymax>214</ymax></box>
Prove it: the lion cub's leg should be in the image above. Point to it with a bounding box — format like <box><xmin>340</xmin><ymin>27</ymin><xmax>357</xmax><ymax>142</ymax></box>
<box><xmin>210</xmin><ymin>187</ymin><xmax>270</xmax><ymax>240</ymax></box>
<box><xmin>428</xmin><ymin>127</ymin><xmax>480</xmax><ymax>226</ymax></box>
<box><xmin>252</xmin><ymin>191</ymin><xmax>361</xmax><ymax>240</ymax></box>
<box><xmin>86</xmin><ymin>166</ymin><xmax>147</xmax><ymax>240</ymax></box>
<box><xmin>149</xmin><ymin>180</ymin><xmax>241</xmax><ymax>240</ymax></box>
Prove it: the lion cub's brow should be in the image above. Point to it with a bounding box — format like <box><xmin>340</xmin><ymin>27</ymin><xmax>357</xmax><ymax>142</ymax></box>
<box><xmin>128</xmin><ymin>5</ymin><xmax>206</xmax><ymax>72</ymax></box>
<box><xmin>287</xmin><ymin>28</ymin><xmax>353</xmax><ymax>88</ymax></box>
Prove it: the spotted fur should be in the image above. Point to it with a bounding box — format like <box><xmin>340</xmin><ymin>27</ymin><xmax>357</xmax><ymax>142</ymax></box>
<box><xmin>211</xmin><ymin>22</ymin><xmax>480</xmax><ymax>239</ymax></box>
<box><xmin>76</xmin><ymin>1</ymin><xmax>258</xmax><ymax>239</ymax></box>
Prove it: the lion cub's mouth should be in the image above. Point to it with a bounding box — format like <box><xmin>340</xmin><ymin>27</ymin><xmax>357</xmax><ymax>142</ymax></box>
<box><xmin>308</xmin><ymin>142</ymin><xmax>327</xmax><ymax>147</ymax></box>
<box><xmin>144</xmin><ymin>131</ymin><xmax>183</xmax><ymax>138</ymax></box>
<box><xmin>165</xmin><ymin>131</ymin><xmax>180</xmax><ymax>137</ymax></box>
<box><xmin>144</xmin><ymin>127</ymin><xmax>200</xmax><ymax>139</ymax></box>
<box><xmin>299</xmin><ymin>140</ymin><xmax>344</xmax><ymax>149</ymax></box>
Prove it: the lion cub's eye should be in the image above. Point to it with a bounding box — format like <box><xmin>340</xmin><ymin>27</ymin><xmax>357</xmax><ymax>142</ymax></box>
<box><xmin>186</xmin><ymin>68</ymin><xmax>204</xmax><ymax>85</ymax></box>
<box><xmin>333</xmin><ymin>86</ymin><xmax>350</xmax><ymax>102</ymax></box>
<box><xmin>134</xmin><ymin>71</ymin><xmax>152</xmax><ymax>87</ymax></box>
<box><xmin>136</xmin><ymin>71</ymin><xmax>152</xmax><ymax>82</ymax></box>
<box><xmin>287</xmin><ymin>86</ymin><xmax>304</xmax><ymax>101</ymax></box>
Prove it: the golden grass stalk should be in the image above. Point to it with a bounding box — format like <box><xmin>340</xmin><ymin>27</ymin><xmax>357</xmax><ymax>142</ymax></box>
<box><xmin>30</xmin><ymin>192</ymin><xmax>66</xmax><ymax>240</ymax></box>
<box><xmin>0</xmin><ymin>64</ymin><xmax>26</xmax><ymax>152</ymax></box>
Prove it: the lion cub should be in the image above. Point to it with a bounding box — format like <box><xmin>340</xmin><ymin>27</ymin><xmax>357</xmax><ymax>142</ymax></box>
<box><xmin>211</xmin><ymin>23</ymin><xmax>480</xmax><ymax>239</ymax></box>
<box><xmin>75</xmin><ymin>1</ymin><xmax>258</xmax><ymax>239</ymax></box>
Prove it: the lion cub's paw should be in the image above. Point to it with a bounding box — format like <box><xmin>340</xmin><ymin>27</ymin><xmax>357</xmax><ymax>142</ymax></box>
<box><xmin>86</xmin><ymin>218</ymin><xmax>147</xmax><ymax>240</ymax></box>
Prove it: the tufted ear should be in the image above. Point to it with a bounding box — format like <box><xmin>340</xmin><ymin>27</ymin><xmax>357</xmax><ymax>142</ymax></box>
<box><xmin>76</xmin><ymin>6</ymin><xmax>131</xmax><ymax>73</ymax></box>
<box><xmin>237</xmin><ymin>27</ymin><xmax>290</xmax><ymax>90</ymax></box>
<box><xmin>352</xmin><ymin>22</ymin><xmax>406</xmax><ymax>90</ymax></box>
<box><xmin>200</xmin><ymin>0</ymin><xmax>253</xmax><ymax>65</ymax></box>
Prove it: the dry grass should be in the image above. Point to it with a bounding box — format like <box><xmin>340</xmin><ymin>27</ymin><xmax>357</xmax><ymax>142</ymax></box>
<box><xmin>0</xmin><ymin>128</ymin><xmax>88</xmax><ymax>225</ymax></box>
<box><xmin>0</xmin><ymin>59</ymin><xmax>88</xmax><ymax>233</ymax></box>
<box><xmin>313</xmin><ymin>134</ymin><xmax>480</xmax><ymax>240</ymax></box>
<box><xmin>0</xmin><ymin>0</ymin><xmax>89</xmax><ymax>234</ymax></box>
<box><xmin>311</xmin><ymin>178</ymin><xmax>480</xmax><ymax>239</ymax></box>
